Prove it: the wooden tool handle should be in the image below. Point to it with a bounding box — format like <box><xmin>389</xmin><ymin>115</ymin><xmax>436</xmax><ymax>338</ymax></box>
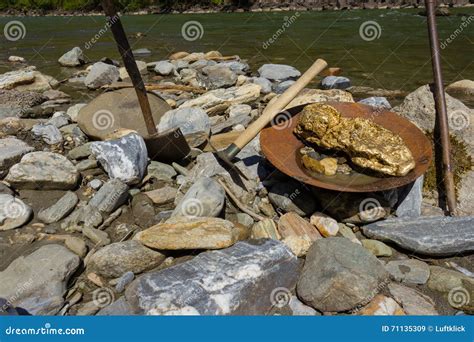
<box><xmin>233</xmin><ymin>58</ymin><xmax>328</xmax><ymax>150</ymax></box>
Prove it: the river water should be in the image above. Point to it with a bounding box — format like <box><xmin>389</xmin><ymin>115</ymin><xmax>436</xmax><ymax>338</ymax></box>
<box><xmin>0</xmin><ymin>8</ymin><xmax>473</xmax><ymax>93</ymax></box>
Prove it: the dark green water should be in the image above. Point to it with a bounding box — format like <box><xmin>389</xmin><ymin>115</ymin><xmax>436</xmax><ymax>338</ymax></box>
<box><xmin>1</xmin><ymin>9</ymin><xmax>473</xmax><ymax>93</ymax></box>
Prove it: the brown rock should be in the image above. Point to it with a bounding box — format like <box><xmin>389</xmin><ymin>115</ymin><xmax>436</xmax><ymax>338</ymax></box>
<box><xmin>169</xmin><ymin>51</ymin><xmax>189</xmax><ymax>60</ymax></box>
<box><xmin>282</xmin><ymin>235</ymin><xmax>313</xmax><ymax>257</ymax></box>
<box><xmin>144</xmin><ymin>186</ymin><xmax>177</xmax><ymax>205</ymax></box>
<box><xmin>358</xmin><ymin>295</ymin><xmax>405</xmax><ymax>315</ymax></box>
<box><xmin>388</xmin><ymin>283</ymin><xmax>438</xmax><ymax>315</ymax></box>
<box><xmin>277</xmin><ymin>212</ymin><xmax>322</xmax><ymax>241</ymax></box>
<box><xmin>310</xmin><ymin>212</ymin><xmax>339</xmax><ymax>237</ymax></box>
<box><xmin>137</xmin><ymin>217</ymin><xmax>239</xmax><ymax>250</ymax></box>
<box><xmin>251</xmin><ymin>219</ymin><xmax>280</xmax><ymax>240</ymax></box>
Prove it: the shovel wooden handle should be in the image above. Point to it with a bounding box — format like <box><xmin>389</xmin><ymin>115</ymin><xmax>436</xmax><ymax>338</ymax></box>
<box><xmin>226</xmin><ymin>58</ymin><xmax>328</xmax><ymax>158</ymax></box>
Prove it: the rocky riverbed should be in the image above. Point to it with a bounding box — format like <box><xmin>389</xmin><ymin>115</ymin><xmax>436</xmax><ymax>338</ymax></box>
<box><xmin>0</xmin><ymin>48</ymin><xmax>473</xmax><ymax>316</ymax></box>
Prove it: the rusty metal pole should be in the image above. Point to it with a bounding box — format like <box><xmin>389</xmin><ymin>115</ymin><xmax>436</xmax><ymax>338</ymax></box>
<box><xmin>101</xmin><ymin>0</ymin><xmax>158</xmax><ymax>136</ymax></box>
<box><xmin>425</xmin><ymin>0</ymin><xmax>457</xmax><ymax>215</ymax></box>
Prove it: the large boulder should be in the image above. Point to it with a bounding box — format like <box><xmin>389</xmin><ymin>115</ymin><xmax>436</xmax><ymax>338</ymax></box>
<box><xmin>84</xmin><ymin>62</ymin><xmax>120</xmax><ymax>89</ymax></box>
<box><xmin>258</xmin><ymin>64</ymin><xmax>300</xmax><ymax>82</ymax></box>
<box><xmin>122</xmin><ymin>240</ymin><xmax>299</xmax><ymax>315</ymax></box>
<box><xmin>5</xmin><ymin>152</ymin><xmax>79</xmax><ymax>190</ymax></box>
<box><xmin>58</xmin><ymin>47</ymin><xmax>84</xmax><ymax>67</ymax></box>
<box><xmin>0</xmin><ymin>245</ymin><xmax>80</xmax><ymax>315</ymax></box>
<box><xmin>297</xmin><ymin>237</ymin><xmax>388</xmax><ymax>312</ymax></box>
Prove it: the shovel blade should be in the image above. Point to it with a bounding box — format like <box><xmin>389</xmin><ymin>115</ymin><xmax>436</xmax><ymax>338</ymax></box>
<box><xmin>145</xmin><ymin>128</ymin><xmax>191</xmax><ymax>162</ymax></box>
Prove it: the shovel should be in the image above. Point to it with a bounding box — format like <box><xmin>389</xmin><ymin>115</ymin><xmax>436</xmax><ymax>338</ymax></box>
<box><xmin>101</xmin><ymin>0</ymin><xmax>190</xmax><ymax>162</ymax></box>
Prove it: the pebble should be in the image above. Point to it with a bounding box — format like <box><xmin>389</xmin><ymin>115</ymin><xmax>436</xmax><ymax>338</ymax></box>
<box><xmin>310</xmin><ymin>212</ymin><xmax>339</xmax><ymax>237</ymax></box>
<box><xmin>58</xmin><ymin>47</ymin><xmax>84</xmax><ymax>67</ymax></box>
<box><xmin>385</xmin><ymin>259</ymin><xmax>430</xmax><ymax>284</ymax></box>
<box><xmin>251</xmin><ymin>219</ymin><xmax>281</xmax><ymax>240</ymax></box>
<box><xmin>88</xmin><ymin>240</ymin><xmax>166</xmax><ymax>278</ymax></box>
<box><xmin>277</xmin><ymin>212</ymin><xmax>322</xmax><ymax>241</ymax></box>
<box><xmin>38</xmin><ymin>191</ymin><xmax>79</xmax><ymax>224</ymax></box>
<box><xmin>258</xmin><ymin>64</ymin><xmax>301</xmax><ymax>81</ymax></box>
<box><xmin>88</xmin><ymin>179</ymin><xmax>128</xmax><ymax>215</ymax></box>
<box><xmin>88</xmin><ymin>179</ymin><xmax>103</xmax><ymax>190</ymax></box>
<box><xmin>31</xmin><ymin>123</ymin><xmax>63</xmax><ymax>144</ymax></box>
<box><xmin>82</xmin><ymin>226</ymin><xmax>110</xmax><ymax>246</ymax></box>
<box><xmin>138</xmin><ymin>216</ymin><xmax>239</xmax><ymax>250</ymax></box>
<box><xmin>361</xmin><ymin>239</ymin><xmax>393</xmax><ymax>257</ymax></box>
<box><xmin>61</xmin><ymin>204</ymin><xmax>103</xmax><ymax>232</ymax></box>
<box><xmin>388</xmin><ymin>283</ymin><xmax>438</xmax><ymax>315</ymax></box>
<box><xmin>321</xmin><ymin>76</ymin><xmax>351</xmax><ymax>90</ymax></box>
<box><xmin>115</xmin><ymin>271</ymin><xmax>135</xmax><ymax>293</ymax></box>
<box><xmin>358</xmin><ymin>295</ymin><xmax>404</xmax><ymax>315</ymax></box>
<box><xmin>172</xmin><ymin>177</ymin><xmax>225</xmax><ymax>218</ymax></box>
<box><xmin>65</xmin><ymin>236</ymin><xmax>88</xmax><ymax>257</ymax></box>
<box><xmin>84</xmin><ymin>62</ymin><xmax>120</xmax><ymax>89</ymax></box>
<box><xmin>144</xmin><ymin>186</ymin><xmax>177</xmax><ymax>205</ymax></box>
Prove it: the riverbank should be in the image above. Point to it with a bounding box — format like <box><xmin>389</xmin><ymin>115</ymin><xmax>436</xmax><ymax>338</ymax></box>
<box><xmin>0</xmin><ymin>46</ymin><xmax>473</xmax><ymax>316</ymax></box>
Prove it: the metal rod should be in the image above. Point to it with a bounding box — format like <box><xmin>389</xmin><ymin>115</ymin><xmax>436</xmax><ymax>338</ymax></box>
<box><xmin>425</xmin><ymin>0</ymin><xmax>457</xmax><ymax>215</ymax></box>
<box><xmin>101</xmin><ymin>0</ymin><xmax>158</xmax><ymax>136</ymax></box>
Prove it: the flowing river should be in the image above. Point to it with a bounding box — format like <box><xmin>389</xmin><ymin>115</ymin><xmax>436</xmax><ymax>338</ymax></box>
<box><xmin>0</xmin><ymin>8</ymin><xmax>473</xmax><ymax>95</ymax></box>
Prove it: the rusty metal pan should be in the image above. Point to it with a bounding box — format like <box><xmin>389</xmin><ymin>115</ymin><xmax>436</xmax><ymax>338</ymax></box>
<box><xmin>260</xmin><ymin>102</ymin><xmax>432</xmax><ymax>192</ymax></box>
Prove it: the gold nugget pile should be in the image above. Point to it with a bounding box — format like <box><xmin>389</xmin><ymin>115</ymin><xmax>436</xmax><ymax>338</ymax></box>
<box><xmin>294</xmin><ymin>103</ymin><xmax>415</xmax><ymax>177</ymax></box>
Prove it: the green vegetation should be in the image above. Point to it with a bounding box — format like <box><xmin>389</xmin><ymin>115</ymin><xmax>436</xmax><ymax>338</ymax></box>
<box><xmin>0</xmin><ymin>0</ymin><xmax>230</xmax><ymax>11</ymax></box>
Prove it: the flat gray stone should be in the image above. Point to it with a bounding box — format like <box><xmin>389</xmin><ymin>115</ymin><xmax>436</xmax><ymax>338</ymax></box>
<box><xmin>91</xmin><ymin>133</ymin><xmax>147</xmax><ymax>185</ymax></box>
<box><xmin>123</xmin><ymin>240</ymin><xmax>299</xmax><ymax>315</ymax></box>
<box><xmin>61</xmin><ymin>204</ymin><xmax>103</xmax><ymax>232</ymax></box>
<box><xmin>0</xmin><ymin>194</ymin><xmax>32</xmax><ymax>230</ymax></box>
<box><xmin>258</xmin><ymin>64</ymin><xmax>300</xmax><ymax>82</ymax></box>
<box><xmin>38</xmin><ymin>191</ymin><xmax>78</xmax><ymax>224</ymax></box>
<box><xmin>82</xmin><ymin>226</ymin><xmax>110</xmax><ymax>246</ymax></box>
<box><xmin>172</xmin><ymin>177</ymin><xmax>225</xmax><ymax>218</ymax></box>
<box><xmin>297</xmin><ymin>237</ymin><xmax>388</xmax><ymax>312</ymax></box>
<box><xmin>0</xmin><ymin>244</ymin><xmax>80</xmax><ymax>315</ymax></box>
<box><xmin>396</xmin><ymin>176</ymin><xmax>423</xmax><ymax>218</ymax></box>
<box><xmin>385</xmin><ymin>259</ymin><xmax>430</xmax><ymax>285</ymax></box>
<box><xmin>321</xmin><ymin>76</ymin><xmax>351</xmax><ymax>90</ymax></box>
<box><xmin>147</xmin><ymin>161</ymin><xmax>177</xmax><ymax>181</ymax></box>
<box><xmin>0</xmin><ymin>137</ymin><xmax>34</xmax><ymax>176</ymax></box>
<box><xmin>5</xmin><ymin>152</ymin><xmax>79</xmax><ymax>190</ymax></box>
<box><xmin>88</xmin><ymin>179</ymin><xmax>128</xmax><ymax>215</ymax></box>
<box><xmin>88</xmin><ymin>240</ymin><xmax>166</xmax><ymax>278</ymax></box>
<box><xmin>362</xmin><ymin>216</ymin><xmax>474</xmax><ymax>256</ymax></box>
<box><xmin>358</xmin><ymin>96</ymin><xmax>391</xmax><ymax>109</ymax></box>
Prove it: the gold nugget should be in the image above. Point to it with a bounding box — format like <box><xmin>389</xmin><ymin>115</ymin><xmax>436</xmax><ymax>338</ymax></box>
<box><xmin>294</xmin><ymin>103</ymin><xmax>415</xmax><ymax>176</ymax></box>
